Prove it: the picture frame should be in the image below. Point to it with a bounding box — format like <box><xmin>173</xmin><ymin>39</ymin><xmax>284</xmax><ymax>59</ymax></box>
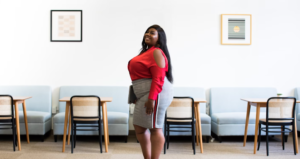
<box><xmin>51</xmin><ymin>10</ymin><xmax>82</xmax><ymax>42</ymax></box>
<box><xmin>221</xmin><ymin>14</ymin><xmax>252</xmax><ymax>45</ymax></box>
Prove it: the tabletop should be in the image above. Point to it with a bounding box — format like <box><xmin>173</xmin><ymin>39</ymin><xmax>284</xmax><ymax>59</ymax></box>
<box><xmin>241</xmin><ymin>98</ymin><xmax>300</xmax><ymax>103</ymax></box>
<box><xmin>12</xmin><ymin>97</ymin><xmax>32</xmax><ymax>101</ymax></box>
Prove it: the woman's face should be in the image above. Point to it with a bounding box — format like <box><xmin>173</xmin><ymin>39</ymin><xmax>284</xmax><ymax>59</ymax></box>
<box><xmin>144</xmin><ymin>28</ymin><xmax>158</xmax><ymax>47</ymax></box>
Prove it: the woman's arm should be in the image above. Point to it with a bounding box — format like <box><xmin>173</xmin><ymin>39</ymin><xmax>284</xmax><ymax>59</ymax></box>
<box><xmin>145</xmin><ymin>49</ymin><xmax>166</xmax><ymax>115</ymax></box>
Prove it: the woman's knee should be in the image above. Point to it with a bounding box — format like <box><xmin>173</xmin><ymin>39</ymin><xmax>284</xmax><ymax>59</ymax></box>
<box><xmin>134</xmin><ymin>125</ymin><xmax>148</xmax><ymax>135</ymax></box>
<box><xmin>149</xmin><ymin>128</ymin><xmax>163</xmax><ymax>134</ymax></box>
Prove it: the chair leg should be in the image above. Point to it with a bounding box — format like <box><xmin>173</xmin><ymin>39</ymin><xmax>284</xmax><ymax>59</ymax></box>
<box><xmin>266</xmin><ymin>125</ymin><xmax>269</xmax><ymax>156</ymax></box>
<box><xmin>12</xmin><ymin>121</ymin><xmax>16</xmax><ymax>151</ymax></box>
<box><xmin>98</xmin><ymin>120</ymin><xmax>103</xmax><ymax>153</ymax></box>
<box><xmin>167</xmin><ymin>124</ymin><xmax>170</xmax><ymax>149</ymax></box>
<box><xmin>124</xmin><ymin>136</ymin><xmax>128</xmax><ymax>143</ymax></box>
<box><xmin>192</xmin><ymin>122</ymin><xmax>195</xmax><ymax>155</ymax></box>
<box><xmin>71</xmin><ymin>121</ymin><xmax>74</xmax><ymax>154</ymax></box>
<box><xmin>54</xmin><ymin>135</ymin><xmax>57</xmax><ymax>142</ymax></box>
<box><xmin>285</xmin><ymin>135</ymin><xmax>288</xmax><ymax>142</ymax></box>
<box><xmin>41</xmin><ymin>135</ymin><xmax>44</xmax><ymax>142</ymax></box>
<box><xmin>218</xmin><ymin>136</ymin><xmax>222</xmax><ymax>143</ymax></box>
<box><xmin>292</xmin><ymin>123</ymin><xmax>296</xmax><ymax>155</ymax></box>
<box><xmin>74</xmin><ymin>123</ymin><xmax>77</xmax><ymax>148</ymax></box>
<box><xmin>281</xmin><ymin>125</ymin><xmax>285</xmax><ymax>150</ymax></box>
<box><xmin>257</xmin><ymin>123</ymin><xmax>261</xmax><ymax>151</ymax></box>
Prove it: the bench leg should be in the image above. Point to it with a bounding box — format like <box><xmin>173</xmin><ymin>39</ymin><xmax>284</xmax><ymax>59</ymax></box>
<box><xmin>54</xmin><ymin>135</ymin><xmax>57</xmax><ymax>142</ymax></box>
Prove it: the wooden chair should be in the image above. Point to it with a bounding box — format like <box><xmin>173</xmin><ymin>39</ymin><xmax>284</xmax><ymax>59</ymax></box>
<box><xmin>0</xmin><ymin>95</ymin><xmax>16</xmax><ymax>151</ymax></box>
<box><xmin>70</xmin><ymin>95</ymin><xmax>102</xmax><ymax>153</ymax></box>
<box><xmin>164</xmin><ymin>97</ymin><xmax>197</xmax><ymax>155</ymax></box>
<box><xmin>257</xmin><ymin>97</ymin><xmax>297</xmax><ymax>156</ymax></box>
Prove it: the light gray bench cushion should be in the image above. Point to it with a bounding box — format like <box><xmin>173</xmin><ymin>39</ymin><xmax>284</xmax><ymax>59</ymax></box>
<box><xmin>211</xmin><ymin>112</ymin><xmax>266</xmax><ymax>124</ymax></box>
<box><xmin>19</xmin><ymin>111</ymin><xmax>51</xmax><ymax>123</ymax></box>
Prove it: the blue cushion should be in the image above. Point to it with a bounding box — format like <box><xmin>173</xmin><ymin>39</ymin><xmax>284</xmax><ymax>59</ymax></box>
<box><xmin>211</xmin><ymin>112</ymin><xmax>266</xmax><ymax>124</ymax></box>
<box><xmin>18</xmin><ymin>111</ymin><xmax>51</xmax><ymax>123</ymax></box>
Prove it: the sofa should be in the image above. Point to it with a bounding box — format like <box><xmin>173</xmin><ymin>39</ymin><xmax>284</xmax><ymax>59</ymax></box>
<box><xmin>53</xmin><ymin>86</ymin><xmax>129</xmax><ymax>142</ymax></box>
<box><xmin>294</xmin><ymin>88</ymin><xmax>300</xmax><ymax>132</ymax></box>
<box><xmin>0</xmin><ymin>86</ymin><xmax>52</xmax><ymax>141</ymax></box>
<box><xmin>169</xmin><ymin>87</ymin><xmax>211</xmax><ymax>140</ymax></box>
<box><xmin>210</xmin><ymin>87</ymin><xmax>278</xmax><ymax>142</ymax></box>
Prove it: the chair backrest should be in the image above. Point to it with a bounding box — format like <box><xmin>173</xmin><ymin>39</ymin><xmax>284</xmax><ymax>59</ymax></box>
<box><xmin>266</xmin><ymin>97</ymin><xmax>296</xmax><ymax>122</ymax></box>
<box><xmin>0</xmin><ymin>86</ymin><xmax>51</xmax><ymax>113</ymax></box>
<box><xmin>210</xmin><ymin>87</ymin><xmax>277</xmax><ymax>115</ymax></box>
<box><xmin>70</xmin><ymin>96</ymin><xmax>101</xmax><ymax>119</ymax></box>
<box><xmin>173</xmin><ymin>87</ymin><xmax>206</xmax><ymax>114</ymax></box>
<box><xmin>59</xmin><ymin>86</ymin><xmax>128</xmax><ymax>114</ymax></box>
<box><xmin>0</xmin><ymin>95</ymin><xmax>14</xmax><ymax>118</ymax></box>
<box><xmin>167</xmin><ymin>97</ymin><xmax>194</xmax><ymax>119</ymax></box>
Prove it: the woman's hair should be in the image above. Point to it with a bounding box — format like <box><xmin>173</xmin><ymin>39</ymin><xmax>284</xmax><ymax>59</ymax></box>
<box><xmin>140</xmin><ymin>25</ymin><xmax>173</xmax><ymax>83</ymax></box>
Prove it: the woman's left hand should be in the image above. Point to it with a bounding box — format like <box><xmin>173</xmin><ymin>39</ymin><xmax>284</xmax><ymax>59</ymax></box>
<box><xmin>144</xmin><ymin>99</ymin><xmax>155</xmax><ymax>115</ymax></box>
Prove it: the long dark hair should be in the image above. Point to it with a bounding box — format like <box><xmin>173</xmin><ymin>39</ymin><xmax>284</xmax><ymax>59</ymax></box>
<box><xmin>139</xmin><ymin>25</ymin><xmax>173</xmax><ymax>83</ymax></box>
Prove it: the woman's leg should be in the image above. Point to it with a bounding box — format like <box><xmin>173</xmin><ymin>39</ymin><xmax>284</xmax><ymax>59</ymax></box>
<box><xmin>150</xmin><ymin>128</ymin><xmax>165</xmax><ymax>159</ymax></box>
<box><xmin>134</xmin><ymin>124</ymin><xmax>151</xmax><ymax>159</ymax></box>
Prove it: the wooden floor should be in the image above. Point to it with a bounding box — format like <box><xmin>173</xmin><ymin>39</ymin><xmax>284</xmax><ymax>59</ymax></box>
<box><xmin>0</xmin><ymin>132</ymin><xmax>299</xmax><ymax>159</ymax></box>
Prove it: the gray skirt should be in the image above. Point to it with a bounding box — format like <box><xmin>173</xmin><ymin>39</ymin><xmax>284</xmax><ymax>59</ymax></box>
<box><xmin>132</xmin><ymin>77</ymin><xmax>173</xmax><ymax>129</ymax></box>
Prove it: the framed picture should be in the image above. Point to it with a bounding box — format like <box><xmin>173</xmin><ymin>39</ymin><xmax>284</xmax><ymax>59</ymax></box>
<box><xmin>51</xmin><ymin>10</ymin><xmax>82</xmax><ymax>42</ymax></box>
<box><xmin>221</xmin><ymin>14</ymin><xmax>252</xmax><ymax>45</ymax></box>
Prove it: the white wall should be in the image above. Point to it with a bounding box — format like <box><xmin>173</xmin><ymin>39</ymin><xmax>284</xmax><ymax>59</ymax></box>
<box><xmin>1</xmin><ymin>0</ymin><xmax>300</xmax><ymax>129</ymax></box>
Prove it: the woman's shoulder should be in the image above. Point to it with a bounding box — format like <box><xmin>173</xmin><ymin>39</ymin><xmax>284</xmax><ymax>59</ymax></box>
<box><xmin>152</xmin><ymin>48</ymin><xmax>166</xmax><ymax>68</ymax></box>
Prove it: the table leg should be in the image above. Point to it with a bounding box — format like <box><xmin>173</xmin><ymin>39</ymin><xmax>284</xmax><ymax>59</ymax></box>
<box><xmin>253</xmin><ymin>104</ymin><xmax>260</xmax><ymax>154</ymax></box>
<box><xmin>62</xmin><ymin>102</ymin><xmax>70</xmax><ymax>152</ymax></box>
<box><xmin>243</xmin><ymin>102</ymin><xmax>251</xmax><ymax>147</ymax></box>
<box><xmin>102</xmin><ymin>102</ymin><xmax>108</xmax><ymax>152</ymax></box>
<box><xmin>22</xmin><ymin>101</ymin><xmax>30</xmax><ymax>144</ymax></box>
<box><xmin>68</xmin><ymin>112</ymin><xmax>71</xmax><ymax>145</ymax></box>
<box><xmin>105</xmin><ymin>104</ymin><xmax>110</xmax><ymax>145</ymax></box>
<box><xmin>14</xmin><ymin>101</ymin><xmax>21</xmax><ymax>151</ymax></box>
<box><xmin>194</xmin><ymin>103</ymin><xmax>199</xmax><ymax>146</ymax></box>
<box><xmin>196</xmin><ymin>103</ymin><xmax>203</xmax><ymax>153</ymax></box>
<box><xmin>295</xmin><ymin>117</ymin><xmax>298</xmax><ymax>153</ymax></box>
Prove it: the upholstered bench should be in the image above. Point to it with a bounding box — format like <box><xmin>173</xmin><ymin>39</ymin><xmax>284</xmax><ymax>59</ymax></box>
<box><xmin>0</xmin><ymin>86</ymin><xmax>52</xmax><ymax>141</ymax></box>
<box><xmin>53</xmin><ymin>86</ymin><xmax>129</xmax><ymax>142</ymax></box>
<box><xmin>210</xmin><ymin>87</ymin><xmax>279</xmax><ymax>142</ymax></box>
<box><xmin>169</xmin><ymin>87</ymin><xmax>211</xmax><ymax>141</ymax></box>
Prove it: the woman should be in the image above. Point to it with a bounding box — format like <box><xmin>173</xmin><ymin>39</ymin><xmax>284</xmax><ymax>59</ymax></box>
<box><xmin>128</xmin><ymin>25</ymin><xmax>173</xmax><ymax>159</ymax></box>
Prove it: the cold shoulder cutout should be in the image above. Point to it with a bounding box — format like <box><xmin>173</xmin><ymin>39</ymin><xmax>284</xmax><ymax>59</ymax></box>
<box><xmin>153</xmin><ymin>49</ymin><xmax>166</xmax><ymax>68</ymax></box>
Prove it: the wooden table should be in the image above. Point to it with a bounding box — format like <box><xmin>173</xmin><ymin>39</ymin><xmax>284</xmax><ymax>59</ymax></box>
<box><xmin>59</xmin><ymin>97</ymin><xmax>112</xmax><ymax>153</ymax></box>
<box><xmin>194</xmin><ymin>98</ymin><xmax>206</xmax><ymax>154</ymax></box>
<box><xmin>13</xmin><ymin>97</ymin><xmax>31</xmax><ymax>151</ymax></box>
<box><xmin>241</xmin><ymin>98</ymin><xmax>300</xmax><ymax>154</ymax></box>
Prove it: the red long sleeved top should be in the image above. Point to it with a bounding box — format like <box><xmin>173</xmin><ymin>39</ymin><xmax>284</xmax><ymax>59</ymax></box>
<box><xmin>128</xmin><ymin>46</ymin><xmax>168</xmax><ymax>100</ymax></box>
